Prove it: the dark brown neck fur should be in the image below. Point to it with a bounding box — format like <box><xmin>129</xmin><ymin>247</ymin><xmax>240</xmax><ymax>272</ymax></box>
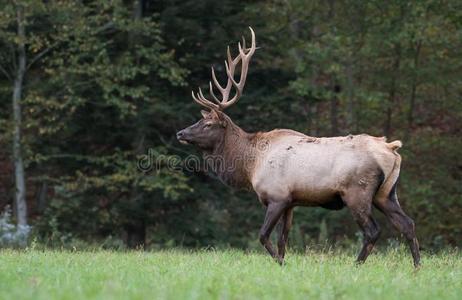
<box><xmin>203</xmin><ymin>115</ymin><xmax>259</xmax><ymax>189</ymax></box>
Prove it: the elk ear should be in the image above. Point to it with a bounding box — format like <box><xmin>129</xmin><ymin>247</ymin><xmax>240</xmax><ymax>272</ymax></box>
<box><xmin>209</xmin><ymin>109</ymin><xmax>227</xmax><ymax>127</ymax></box>
<box><xmin>209</xmin><ymin>109</ymin><xmax>221</xmax><ymax>120</ymax></box>
<box><xmin>200</xmin><ymin>110</ymin><xmax>210</xmax><ymax>119</ymax></box>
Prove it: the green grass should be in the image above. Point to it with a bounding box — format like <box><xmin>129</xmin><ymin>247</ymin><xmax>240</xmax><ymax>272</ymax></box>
<box><xmin>0</xmin><ymin>248</ymin><xmax>460</xmax><ymax>300</ymax></box>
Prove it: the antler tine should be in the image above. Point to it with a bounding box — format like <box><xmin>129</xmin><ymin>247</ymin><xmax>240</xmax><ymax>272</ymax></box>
<box><xmin>209</xmin><ymin>81</ymin><xmax>222</xmax><ymax>104</ymax></box>
<box><xmin>219</xmin><ymin>26</ymin><xmax>256</xmax><ymax>110</ymax></box>
<box><xmin>191</xmin><ymin>27</ymin><xmax>256</xmax><ymax>111</ymax></box>
<box><xmin>192</xmin><ymin>90</ymin><xmax>218</xmax><ymax>110</ymax></box>
<box><xmin>211</xmin><ymin>67</ymin><xmax>226</xmax><ymax>95</ymax></box>
<box><xmin>224</xmin><ymin>60</ymin><xmax>239</xmax><ymax>88</ymax></box>
<box><xmin>198</xmin><ymin>87</ymin><xmax>211</xmax><ymax>103</ymax></box>
<box><xmin>223</xmin><ymin>47</ymin><xmax>242</xmax><ymax>94</ymax></box>
<box><xmin>227</xmin><ymin>46</ymin><xmax>233</xmax><ymax>65</ymax></box>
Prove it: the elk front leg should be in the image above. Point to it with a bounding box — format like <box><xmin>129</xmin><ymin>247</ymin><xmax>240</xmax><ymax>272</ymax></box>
<box><xmin>354</xmin><ymin>215</ymin><xmax>381</xmax><ymax>263</ymax></box>
<box><xmin>343</xmin><ymin>186</ymin><xmax>381</xmax><ymax>264</ymax></box>
<box><xmin>259</xmin><ymin>202</ymin><xmax>287</xmax><ymax>263</ymax></box>
<box><xmin>277</xmin><ymin>207</ymin><xmax>293</xmax><ymax>263</ymax></box>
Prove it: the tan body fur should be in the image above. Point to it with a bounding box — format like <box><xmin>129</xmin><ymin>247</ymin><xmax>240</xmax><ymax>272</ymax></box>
<box><xmin>251</xmin><ymin>132</ymin><xmax>400</xmax><ymax>208</ymax></box>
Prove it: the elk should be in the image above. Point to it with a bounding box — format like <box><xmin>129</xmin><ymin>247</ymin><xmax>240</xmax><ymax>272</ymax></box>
<box><xmin>176</xmin><ymin>27</ymin><xmax>420</xmax><ymax>267</ymax></box>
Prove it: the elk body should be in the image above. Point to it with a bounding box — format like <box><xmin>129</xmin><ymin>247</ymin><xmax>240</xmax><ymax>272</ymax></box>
<box><xmin>177</xmin><ymin>28</ymin><xmax>420</xmax><ymax>267</ymax></box>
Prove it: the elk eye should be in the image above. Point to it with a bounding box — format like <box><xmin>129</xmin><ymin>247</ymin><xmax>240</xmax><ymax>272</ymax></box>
<box><xmin>204</xmin><ymin>123</ymin><xmax>212</xmax><ymax>129</ymax></box>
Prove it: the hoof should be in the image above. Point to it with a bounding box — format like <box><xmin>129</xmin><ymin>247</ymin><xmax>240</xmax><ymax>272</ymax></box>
<box><xmin>276</xmin><ymin>256</ymin><xmax>285</xmax><ymax>266</ymax></box>
<box><xmin>355</xmin><ymin>259</ymin><xmax>365</xmax><ymax>266</ymax></box>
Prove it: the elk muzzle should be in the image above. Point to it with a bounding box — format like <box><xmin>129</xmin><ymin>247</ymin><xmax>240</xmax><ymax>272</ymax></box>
<box><xmin>176</xmin><ymin>129</ymin><xmax>191</xmax><ymax>145</ymax></box>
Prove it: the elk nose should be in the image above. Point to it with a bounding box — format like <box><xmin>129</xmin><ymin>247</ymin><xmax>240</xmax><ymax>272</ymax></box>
<box><xmin>176</xmin><ymin>130</ymin><xmax>185</xmax><ymax>140</ymax></box>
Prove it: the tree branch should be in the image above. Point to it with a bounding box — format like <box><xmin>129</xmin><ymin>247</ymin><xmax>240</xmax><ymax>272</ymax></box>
<box><xmin>0</xmin><ymin>63</ymin><xmax>11</xmax><ymax>80</ymax></box>
<box><xmin>10</xmin><ymin>44</ymin><xmax>17</xmax><ymax>71</ymax></box>
<box><xmin>26</xmin><ymin>43</ymin><xmax>58</xmax><ymax>70</ymax></box>
<box><xmin>25</xmin><ymin>20</ymin><xmax>114</xmax><ymax>71</ymax></box>
<box><xmin>95</xmin><ymin>21</ymin><xmax>115</xmax><ymax>35</ymax></box>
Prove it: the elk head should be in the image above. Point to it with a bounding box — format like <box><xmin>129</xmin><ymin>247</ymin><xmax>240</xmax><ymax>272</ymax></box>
<box><xmin>176</xmin><ymin>27</ymin><xmax>256</xmax><ymax>151</ymax></box>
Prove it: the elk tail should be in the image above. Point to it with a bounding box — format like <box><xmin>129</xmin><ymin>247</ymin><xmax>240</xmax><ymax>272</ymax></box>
<box><xmin>387</xmin><ymin>140</ymin><xmax>402</xmax><ymax>151</ymax></box>
<box><xmin>375</xmin><ymin>147</ymin><xmax>402</xmax><ymax>203</ymax></box>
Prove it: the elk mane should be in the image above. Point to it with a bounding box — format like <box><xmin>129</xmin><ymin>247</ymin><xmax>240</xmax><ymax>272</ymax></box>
<box><xmin>204</xmin><ymin>114</ymin><xmax>257</xmax><ymax>189</ymax></box>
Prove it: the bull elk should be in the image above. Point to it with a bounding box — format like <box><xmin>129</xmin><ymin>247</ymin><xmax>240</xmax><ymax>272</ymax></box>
<box><xmin>177</xmin><ymin>27</ymin><xmax>420</xmax><ymax>267</ymax></box>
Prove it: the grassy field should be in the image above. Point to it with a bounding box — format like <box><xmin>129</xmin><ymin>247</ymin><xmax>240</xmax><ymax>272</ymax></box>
<box><xmin>0</xmin><ymin>248</ymin><xmax>460</xmax><ymax>300</ymax></box>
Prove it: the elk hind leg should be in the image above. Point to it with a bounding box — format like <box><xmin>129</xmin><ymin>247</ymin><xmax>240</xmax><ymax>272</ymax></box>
<box><xmin>374</xmin><ymin>186</ymin><xmax>420</xmax><ymax>267</ymax></box>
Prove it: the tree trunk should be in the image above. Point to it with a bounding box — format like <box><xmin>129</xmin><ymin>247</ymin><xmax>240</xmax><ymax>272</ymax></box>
<box><xmin>384</xmin><ymin>44</ymin><xmax>401</xmax><ymax>137</ymax></box>
<box><xmin>384</xmin><ymin>90</ymin><xmax>395</xmax><ymax>138</ymax></box>
<box><xmin>406</xmin><ymin>40</ymin><xmax>422</xmax><ymax>139</ymax></box>
<box><xmin>125</xmin><ymin>132</ymin><xmax>147</xmax><ymax>249</ymax></box>
<box><xmin>330</xmin><ymin>82</ymin><xmax>340</xmax><ymax>136</ymax></box>
<box><xmin>327</xmin><ymin>0</ymin><xmax>339</xmax><ymax>137</ymax></box>
<box><xmin>123</xmin><ymin>0</ymin><xmax>147</xmax><ymax>249</ymax></box>
<box><xmin>133</xmin><ymin>0</ymin><xmax>144</xmax><ymax>19</ymax></box>
<box><xmin>308</xmin><ymin>103</ymin><xmax>316</xmax><ymax>136</ymax></box>
<box><xmin>312</xmin><ymin>103</ymin><xmax>319</xmax><ymax>136</ymax></box>
<box><xmin>346</xmin><ymin>61</ymin><xmax>355</xmax><ymax>132</ymax></box>
<box><xmin>124</xmin><ymin>221</ymin><xmax>146</xmax><ymax>249</ymax></box>
<box><xmin>330</xmin><ymin>96</ymin><xmax>339</xmax><ymax>136</ymax></box>
<box><xmin>36</xmin><ymin>182</ymin><xmax>48</xmax><ymax>213</ymax></box>
<box><xmin>301</xmin><ymin>100</ymin><xmax>318</xmax><ymax>135</ymax></box>
<box><xmin>12</xmin><ymin>5</ymin><xmax>27</xmax><ymax>227</ymax></box>
<box><xmin>305</xmin><ymin>102</ymin><xmax>312</xmax><ymax>133</ymax></box>
<box><xmin>355</xmin><ymin>63</ymin><xmax>363</xmax><ymax>133</ymax></box>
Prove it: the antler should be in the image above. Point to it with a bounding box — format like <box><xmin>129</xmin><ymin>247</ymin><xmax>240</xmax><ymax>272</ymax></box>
<box><xmin>192</xmin><ymin>27</ymin><xmax>256</xmax><ymax>111</ymax></box>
